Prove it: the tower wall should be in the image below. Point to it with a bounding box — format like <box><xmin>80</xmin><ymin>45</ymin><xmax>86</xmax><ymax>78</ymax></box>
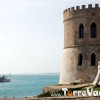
<box><xmin>59</xmin><ymin>4</ymin><xmax>100</xmax><ymax>84</ymax></box>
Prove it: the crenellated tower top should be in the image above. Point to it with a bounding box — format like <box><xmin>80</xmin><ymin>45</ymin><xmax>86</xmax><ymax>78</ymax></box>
<box><xmin>60</xmin><ymin>3</ymin><xmax>100</xmax><ymax>85</ymax></box>
<box><xmin>64</xmin><ymin>4</ymin><xmax>99</xmax><ymax>13</ymax></box>
<box><xmin>63</xmin><ymin>4</ymin><xmax>100</xmax><ymax>22</ymax></box>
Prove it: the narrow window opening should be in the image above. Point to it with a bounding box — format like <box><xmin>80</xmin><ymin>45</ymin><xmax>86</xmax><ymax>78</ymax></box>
<box><xmin>91</xmin><ymin>53</ymin><xmax>96</xmax><ymax>66</ymax></box>
<box><xmin>91</xmin><ymin>23</ymin><xmax>96</xmax><ymax>38</ymax></box>
<box><xmin>78</xmin><ymin>54</ymin><xmax>83</xmax><ymax>66</ymax></box>
<box><xmin>79</xmin><ymin>24</ymin><xmax>84</xmax><ymax>38</ymax></box>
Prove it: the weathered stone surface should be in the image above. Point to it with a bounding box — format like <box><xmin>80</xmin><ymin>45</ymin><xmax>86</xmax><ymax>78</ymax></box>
<box><xmin>59</xmin><ymin>4</ymin><xmax>100</xmax><ymax>84</ymax></box>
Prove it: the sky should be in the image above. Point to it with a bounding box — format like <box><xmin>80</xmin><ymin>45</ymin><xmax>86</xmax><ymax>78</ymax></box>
<box><xmin>0</xmin><ymin>0</ymin><xmax>99</xmax><ymax>74</ymax></box>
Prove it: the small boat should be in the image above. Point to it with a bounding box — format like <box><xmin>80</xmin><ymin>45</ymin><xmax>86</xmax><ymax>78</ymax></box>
<box><xmin>0</xmin><ymin>75</ymin><xmax>11</xmax><ymax>82</ymax></box>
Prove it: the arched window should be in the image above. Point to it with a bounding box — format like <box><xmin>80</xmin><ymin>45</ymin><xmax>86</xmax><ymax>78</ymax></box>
<box><xmin>91</xmin><ymin>22</ymin><xmax>96</xmax><ymax>38</ymax></box>
<box><xmin>79</xmin><ymin>24</ymin><xmax>84</xmax><ymax>38</ymax></box>
<box><xmin>78</xmin><ymin>54</ymin><xmax>83</xmax><ymax>66</ymax></box>
<box><xmin>91</xmin><ymin>53</ymin><xmax>96</xmax><ymax>66</ymax></box>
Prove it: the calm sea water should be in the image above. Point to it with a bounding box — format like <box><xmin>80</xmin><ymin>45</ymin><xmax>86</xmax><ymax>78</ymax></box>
<box><xmin>0</xmin><ymin>75</ymin><xmax>59</xmax><ymax>98</ymax></box>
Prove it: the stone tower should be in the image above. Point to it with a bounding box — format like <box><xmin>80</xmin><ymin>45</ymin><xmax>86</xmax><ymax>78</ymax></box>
<box><xmin>59</xmin><ymin>4</ymin><xmax>100</xmax><ymax>84</ymax></box>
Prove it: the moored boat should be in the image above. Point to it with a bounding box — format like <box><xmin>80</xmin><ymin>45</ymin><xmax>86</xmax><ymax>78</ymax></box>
<box><xmin>0</xmin><ymin>75</ymin><xmax>11</xmax><ymax>82</ymax></box>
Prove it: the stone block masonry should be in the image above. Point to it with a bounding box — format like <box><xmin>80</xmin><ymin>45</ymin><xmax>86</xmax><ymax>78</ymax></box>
<box><xmin>59</xmin><ymin>4</ymin><xmax>100</xmax><ymax>84</ymax></box>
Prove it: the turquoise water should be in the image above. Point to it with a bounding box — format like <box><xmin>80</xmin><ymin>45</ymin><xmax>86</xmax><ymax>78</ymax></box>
<box><xmin>0</xmin><ymin>75</ymin><xmax>59</xmax><ymax>98</ymax></box>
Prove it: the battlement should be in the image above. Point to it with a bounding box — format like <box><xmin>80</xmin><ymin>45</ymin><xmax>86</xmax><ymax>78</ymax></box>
<box><xmin>64</xmin><ymin>4</ymin><xmax>99</xmax><ymax>13</ymax></box>
<box><xmin>60</xmin><ymin>3</ymin><xmax>100</xmax><ymax>85</ymax></box>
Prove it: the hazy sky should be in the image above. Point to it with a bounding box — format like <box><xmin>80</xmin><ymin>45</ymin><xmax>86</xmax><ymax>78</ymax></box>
<box><xmin>0</xmin><ymin>0</ymin><xmax>99</xmax><ymax>74</ymax></box>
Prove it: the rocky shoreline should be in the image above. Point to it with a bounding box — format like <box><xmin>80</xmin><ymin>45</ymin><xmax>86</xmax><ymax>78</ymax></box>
<box><xmin>1</xmin><ymin>83</ymin><xmax>100</xmax><ymax>100</ymax></box>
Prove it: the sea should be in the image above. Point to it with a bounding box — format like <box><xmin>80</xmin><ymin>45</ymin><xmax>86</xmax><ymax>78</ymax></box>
<box><xmin>0</xmin><ymin>74</ymin><xmax>59</xmax><ymax>98</ymax></box>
